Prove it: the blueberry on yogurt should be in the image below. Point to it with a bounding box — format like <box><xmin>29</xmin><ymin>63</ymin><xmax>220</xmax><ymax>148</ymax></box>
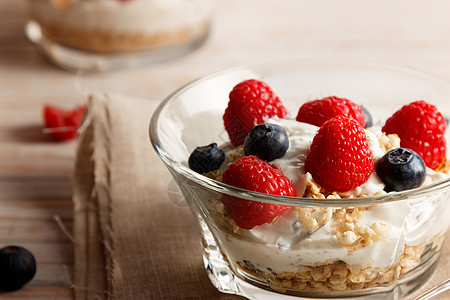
<box><xmin>376</xmin><ymin>147</ymin><xmax>426</xmax><ymax>192</ymax></box>
<box><xmin>244</xmin><ymin>123</ymin><xmax>289</xmax><ymax>162</ymax></box>
<box><xmin>188</xmin><ymin>143</ymin><xmax>225</xmax><ymax>174</ymax></box>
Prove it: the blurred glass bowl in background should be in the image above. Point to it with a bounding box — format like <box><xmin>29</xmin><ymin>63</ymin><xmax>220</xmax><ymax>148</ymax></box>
<box><xmin>22</xmin><ymin>0</ymin><xmax>215</xmax><ymax>72</ymax></box>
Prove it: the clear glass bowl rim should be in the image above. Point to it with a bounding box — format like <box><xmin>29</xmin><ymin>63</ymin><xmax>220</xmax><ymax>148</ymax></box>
<box><xmin>149</xmin><ymin>57</ymin><xmax>450</xmax><ymax>208</ymax></box>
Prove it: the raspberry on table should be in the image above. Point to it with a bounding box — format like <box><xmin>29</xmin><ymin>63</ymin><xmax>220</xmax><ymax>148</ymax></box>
<box><xmin>382</xmin><ymin>100</ymin><xmax>446</xmax><ymax>170</ymax></box>
<box><xmin>43</xmin><ymin>104</ymin><xmax>85</xmax><ymax>141</ymax></box>
<box><xmin>223</xmin><ymin>79</ymin><xmax>289</xmax><ymax>147</ymax></box>
<box><xmin>296</xmin><ymin>96</ymin><xmax>366</xmax><ymax>128</ymax></box>
<box><xmin>305</xmin><ymin>115</ymin><xmax>373</xmax><ymax>192</ymax></box>
<box><xmin>221</xmin><ymin>155</ymin><xmax>294</xmax><ymax>229</ymax></box>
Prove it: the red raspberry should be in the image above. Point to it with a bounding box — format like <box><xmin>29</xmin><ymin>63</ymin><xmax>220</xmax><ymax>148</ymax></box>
<box><xmin>43</xmin><ymin>104</ymin><xmax>85</xmax><ymax>141</ymax></box>
<box><xmin>305</xmin><ymin>116</ymin><xmax>373</xmax><ymax>192</ymax></box>
<box><xmin>296</xmin><ymin>96</ymin><xmax>366</xmax><ymax>128</ymax></box>
<box><xmin>221</xmin><ymin>156</ymin><xmax>294</xmax><ymax>229</ymax></box>
<box><xmin>223</xmin><ymin>79</ymin><xmax>289</xmax><ymax>147</ymax></box>
<box><xmin>382</xmin><ymin>100</ymin><xmax>446</xmax><ymax>170</ymax></box>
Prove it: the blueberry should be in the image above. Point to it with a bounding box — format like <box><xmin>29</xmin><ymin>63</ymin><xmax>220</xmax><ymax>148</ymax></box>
<box><xmin>0</xmin><ymin>246</ymin><xmax>36</xmax><ymax>291</ymax></box>
<box><xmin>360</xmin><ymin>104</ymin><xmax>373</xmax><ymax>128</ymax></box>
<box><xmin>244</xmin><ymin>123</ymin><xmax>289</xmax><ymax>162</ymax></box>
<box><xmin>188</xmin><ymin>143</ymin><xmax>225</xmax><ymax>174</ymax></box>
<box><xmin>376</xmin><ymin>148</ymin><xmax>426</xmax><ymax>192</ymax></box>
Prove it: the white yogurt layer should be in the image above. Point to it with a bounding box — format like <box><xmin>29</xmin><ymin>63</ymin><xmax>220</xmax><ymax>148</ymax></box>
<box><xmin>249</xmin><ymin>204</ymin><xmax>405</xmax><ymax>271</ymax></box>
<box><xmin>265</xmin><ymin>118</ymin><xmax>318</xmax><ymax>197</ymax></box>
<box><xmin>215</xmin><ymin>190</ymin><xmax>450</xmax><ymax>273</ymax></box>
<box><xmin>27</xmin><ymin>0</ymin><xmax>214</xmax><ymax>34</ymax></box>
<box><xmin>214</xmin><ymin>206</ymin><xmax>404</xmax><ymax>273</ymax></box>
<box><xmin>340</xmin><ymin>128</ymin><xmax>387</xmax><ymax>197</ymax></box>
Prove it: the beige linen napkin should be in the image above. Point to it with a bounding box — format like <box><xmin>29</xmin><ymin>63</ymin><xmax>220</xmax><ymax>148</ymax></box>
<box><xmin>72</xmin><ymin>93</ymin><xmax>242</xmax><ymax>299</ymax></box>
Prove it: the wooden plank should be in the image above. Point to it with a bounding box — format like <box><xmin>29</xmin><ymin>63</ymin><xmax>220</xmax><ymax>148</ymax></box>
<box><xmin>0</xmin><ymin>145</ymin><xmax>75</xmax><ymax>160</ymax></box>
<box><xmin>31</xmin><ymin>264</ymin><xmax>74</xmax><ymax>287</ymax></box>
<box><xmin>0</xmin><ymin>163</ymin><xmax>74</xmax><ymax>178</ymax></box>
<box><xmin>0</xmin><ymin>219</ymin><xmax>73</xmax><ymax>242</ymax></box>
<box><xmin>0</xmin><ymin>149</ymin><xmax>75</xmax><ymax>178</ymax></box>
<box><xmin>0</xmin><ymin>200</ymin><xmax>73</xmax><ymax>220</ymax></box>
<box><xmin>0</xmin><ymin>176</ymin><xmax>73</xmax><ymax>201</ymax></box>
<box><xmin>0</xmin><ymin>287</ymin><xmax>73</xmax><ymax>299</ymax></box>
<box><xmin>0</xmin><ymin>242</ymin><xmax>73</xmax><ymax>264</ymax></box>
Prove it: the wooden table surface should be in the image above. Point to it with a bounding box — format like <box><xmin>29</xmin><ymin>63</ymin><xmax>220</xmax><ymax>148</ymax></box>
<box><xmin>2</xmin><ymin>0</ymin><xmax>450</xmax><ymax>299</ymax></box>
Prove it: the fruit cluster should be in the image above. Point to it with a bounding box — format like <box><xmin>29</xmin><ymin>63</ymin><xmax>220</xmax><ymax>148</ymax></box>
<box><xmin>188</xmin><ymin>79</ymin><xmax>447</xmax><ymax>229</ymax></box>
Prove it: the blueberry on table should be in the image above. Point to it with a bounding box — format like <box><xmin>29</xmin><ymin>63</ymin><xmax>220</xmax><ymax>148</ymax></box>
<box><xmin>0</xmin><ymin>246</ymin><xmax>36</xmax><ymax>292</ymax></box>
<box><xmin>188</xmin><ymin>143</ymin><xmax>225</xmax><ymax>174</ymax></box>
<box><xmin>244</xmin><ymin>123</ymin><xmax>289</xmax><ymax>162</ymax></box>
<box><xmin>376</xmin><ymin>148</ymin><xmax>426</xmax><ymax>192</ymax></box>
<box><xmin>360</xmin><ymin>104</ymin><xmax>373</xmax><ymax>128</ymax></box>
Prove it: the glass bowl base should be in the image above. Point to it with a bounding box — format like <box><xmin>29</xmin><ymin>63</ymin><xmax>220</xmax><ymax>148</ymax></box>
<box><xmin>24</xmin><ymin>20</ymin><xmax>209</xmax><ymax>73</ymax></box>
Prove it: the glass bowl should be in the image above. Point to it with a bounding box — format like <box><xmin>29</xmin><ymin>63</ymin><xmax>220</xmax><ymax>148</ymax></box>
<box><xmin>21</xmin><ymin>0</ymin><xmax>214</xmax><ymax>72</ymax></box>
<box><xmin>149</xmin><ymin>58</ymin><xmax>450</xmax><ymax>299</ymax></box>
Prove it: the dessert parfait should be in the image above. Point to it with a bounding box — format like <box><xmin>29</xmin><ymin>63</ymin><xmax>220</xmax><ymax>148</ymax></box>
<box><xmin>187</xmin><ymin>79</ymin><xmax>450</xmax><ymax>295</ymax></box>
<box><xmin>24</xmin><ymin>0</ymin><xmax>214</xmax><ymax>53</ymax></box>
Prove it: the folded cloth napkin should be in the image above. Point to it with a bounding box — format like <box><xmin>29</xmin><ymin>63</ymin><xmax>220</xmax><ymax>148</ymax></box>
<box><xmin>72</xmin><ymin>93</ymin><xmax>242</xmax><ymax>299</ymax></box>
